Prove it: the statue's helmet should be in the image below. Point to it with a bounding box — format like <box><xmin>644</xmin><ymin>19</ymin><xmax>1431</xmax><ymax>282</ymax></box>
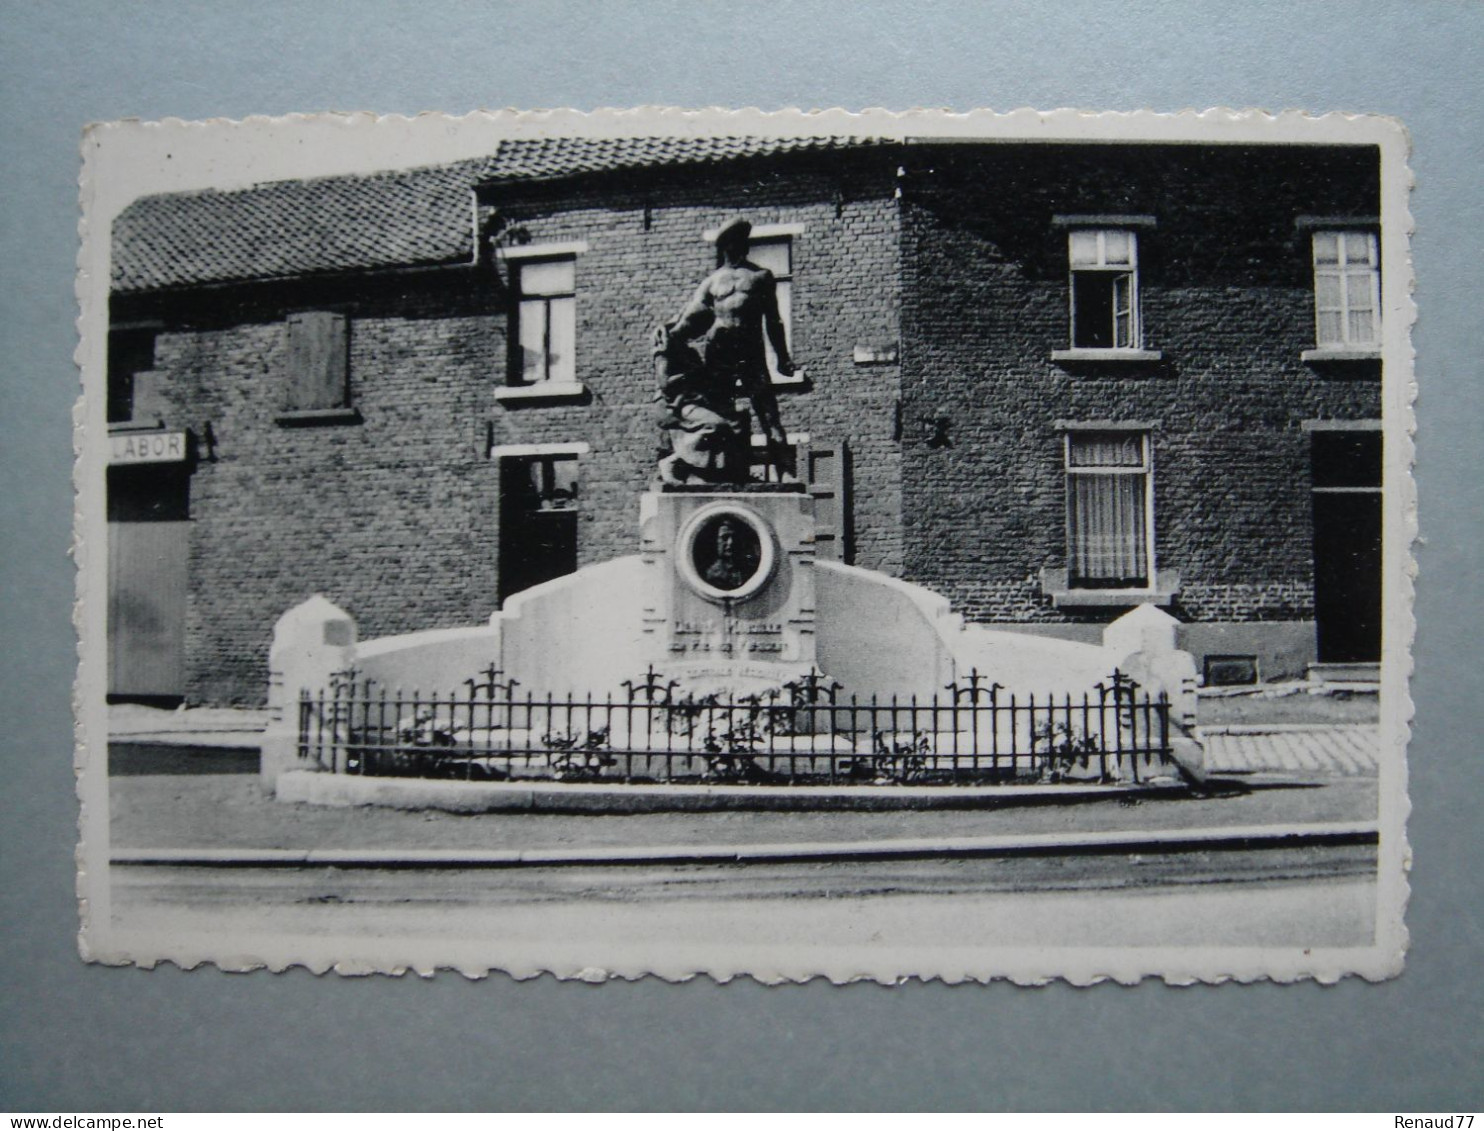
<box><xmin>715</xmin><ymin>216</ymin><xmax>752</xmax><ymax>252</ymax></box>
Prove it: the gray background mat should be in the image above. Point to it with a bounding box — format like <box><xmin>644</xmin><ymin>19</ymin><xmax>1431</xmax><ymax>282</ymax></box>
<box><xmin>2</xmin><ymin>0</ymin><xmax>1479</xmax><ymax>1111</ymax></box>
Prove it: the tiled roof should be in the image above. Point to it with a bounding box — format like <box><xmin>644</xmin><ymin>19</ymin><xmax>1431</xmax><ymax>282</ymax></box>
<box><xmin>111</xmin><ymin>157</ymin><xmax>494</xmax><ymax>293</ymax></box>
<box><xmin>487</xmin><ymin>134</ymin><xmax>874</xmax><ymax>182</ymax></box>
<box><xmin>112</xmin><ymin>136</ymin><xmax>877</xmax><ymax>293</ymax></box>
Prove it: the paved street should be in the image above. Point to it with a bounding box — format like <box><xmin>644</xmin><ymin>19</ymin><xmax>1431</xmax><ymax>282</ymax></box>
<box><xmin>98</xmin><ymin>699</ymin><xmax>1386</xmax><ymax>961</ymax></box>
<box><xmin>110</xmin><ymin>847</ymin><xmax>1378</xmax><ymax>952</ymax></box>
<box><xmin>108</xmin><ymin>770</ymin><xmax>1379</xmax><ymax>852</ymax></box>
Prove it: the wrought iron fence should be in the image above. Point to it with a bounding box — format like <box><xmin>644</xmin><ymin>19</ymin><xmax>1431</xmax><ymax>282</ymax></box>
<box><xmin>297</xmin><ymin>664</ymin><xmax>1173</xmax><ymax>786</ymax></box>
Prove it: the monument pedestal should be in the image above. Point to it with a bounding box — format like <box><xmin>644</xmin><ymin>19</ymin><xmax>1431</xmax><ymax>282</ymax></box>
<box><xmin>638</xmin><ymin>486</ymin><xmax>824</xmax><ymax>697</ymax></box>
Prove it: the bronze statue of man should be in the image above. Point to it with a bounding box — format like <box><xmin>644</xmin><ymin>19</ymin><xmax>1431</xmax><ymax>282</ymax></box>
<box><xmin>659</xmin><ymin>217</ymin><xmax>797</xmax><ymax>482</ymax></box>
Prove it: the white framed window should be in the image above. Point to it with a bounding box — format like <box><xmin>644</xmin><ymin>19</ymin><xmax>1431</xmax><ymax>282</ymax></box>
<box><xmin>1312</xmin><ymin>230</ymin><xmax>1379</xmax><ymax>348</ymax></box>
<box><xmin>511</xmin><ymin>256</ymin><xmax>576</xmax><ymax>386</ymax></box>
<box><xmin>1069</xmin><ymin>229</ymin><xmax>1140</xmax><ymax>350</ymax></box>
<box><xmin>1065</xmin><ymin>430</ymin><xmax>1153</xmax><ymax>589</ymax></box>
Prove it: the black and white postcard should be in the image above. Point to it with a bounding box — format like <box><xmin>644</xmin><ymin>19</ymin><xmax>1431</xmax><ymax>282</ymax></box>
<box><xmin>76</xmin><ymin>108</ymin><xmax>1413</xmax><ymax>982</ymax></box>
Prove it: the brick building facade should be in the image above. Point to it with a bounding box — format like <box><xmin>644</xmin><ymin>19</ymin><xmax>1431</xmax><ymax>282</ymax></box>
<box><xmin>105</xmin><ymin>137</ymin><xmax>1383</xmax><ymax>705</ymax></box>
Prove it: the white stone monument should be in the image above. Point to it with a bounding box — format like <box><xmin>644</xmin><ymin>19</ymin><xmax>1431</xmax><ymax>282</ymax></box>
<box><xmin>638</xmin><ymin>486</ymin><xmax>825</xmax><ymax>698</ymax></box>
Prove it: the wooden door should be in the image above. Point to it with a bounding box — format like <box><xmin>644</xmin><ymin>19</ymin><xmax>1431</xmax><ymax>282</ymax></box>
<box><xmin>107</xmin><ymin>463</ymin><xmax>190</xmax><ymax>699</ymax></box>
<box><xmin>108</xmin><ymin>520</ymin><xmax>189</xmax><ymax>697</ymax></box>
<box><xmin>1310</xmin><ymin>430</ymin><xmax>1382</xmax><ymax>664</ymax></box>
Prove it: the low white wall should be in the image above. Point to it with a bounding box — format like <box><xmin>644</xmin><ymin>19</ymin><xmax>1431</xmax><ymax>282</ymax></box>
<box><xmin>815</xmin><ymin>562</ymin><xmax>1196</xmax><ymax>719</ymax></box>
<box><xmin>814</xmin><ymin>561</ymin><xmax>1145</xmax><ymax>701</ymax></box>
<box><xmin>262</xmin><ymin>595</ymin><xmax>356</xmax><ymax>786</ymax></box>
<box><xmin>953</xmin><ymin>625</ymin><xmax>1117</xmax><ymax>696</ymax></box>
<box><xmin>345</xmin><ymin>557</ymin><xmax>651</xmax><ymax>699</ymax></box>
<box><xmin>815</xmin><ymin>561</ymin><xmax>959</xmax><ymax>701</ymax></box>
<box><xmin>353</xmin><ymin>555</ymin><xmax>1142</xmax><ymax>707</ymax></box>
<box><xmin>498</xmin><ymin>555</ymin><xmax>650</xmax><ymax>697</ymax></box>
<box><xmin>355</xmin><ymin>625</ymin><xmax>503</xmax><ymax>695</ymax></box>
<box><xmin>323</xmin><ymin>560</ymin><xmax>1186</xmax><ymax>711</ymax></box>
<box><xmin>268</xmin><ymin>562</ymin><xmax>1204</xmax><ymax>787</ymax></box>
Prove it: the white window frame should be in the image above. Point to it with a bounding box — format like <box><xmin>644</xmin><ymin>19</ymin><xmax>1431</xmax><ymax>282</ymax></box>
<box><xmin>487</xmin><ymin>440</ymin><xmax>591</xmax><ymax>460</ymax></box>
<box><xmin>496</xmin><ymin>241</ymin><xmax>589</xmax><ymax>402</ymax></box>
<box><xmin>493</xmin><ymin>440</ymin><xmax>586</xmax><ymax>604</ymax></box>
<box><xmin>1068</xmin><ymin>229</ymin><xmax>1140</xmax><ymax>351</ymax></box>
<box><xmin>1063</xmin><ymin>429</ymin><xmax>1156</xmax><ymax>592</ymax></box>
<box><xmin>1310</xmin><ymin>229</ymin><xmax>1380</xmax><ymax>352</ymax></box>
<box><xmin>511</xmin><ymin>256</ymin><xmax>575</xmax><ymax>386</ymax></box>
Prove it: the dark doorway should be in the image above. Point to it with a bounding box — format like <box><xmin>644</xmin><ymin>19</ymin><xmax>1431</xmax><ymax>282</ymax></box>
<box><xmin>498</xmin><ymin>454</ymin><xmax>579</xmax><ymax>605</ymax></box>
<box><xmin>108</xmin><ymin>463</ymin><xmax>191</xmax><ymax>701</ymax></box>
<box><xmin>1310</xmin><ymin>430</ymin><xmax>1382</xmax><ymax>664</ymax></box>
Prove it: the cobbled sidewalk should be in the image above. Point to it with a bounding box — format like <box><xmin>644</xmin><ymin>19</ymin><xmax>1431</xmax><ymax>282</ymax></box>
<box><xmin>1199</xmin><ymin>725</ymin><xmax>1380</xmax><ymax>777</ymax></box>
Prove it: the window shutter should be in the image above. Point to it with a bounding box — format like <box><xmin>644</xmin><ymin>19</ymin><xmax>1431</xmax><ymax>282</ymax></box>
<box><xmin>286</xmin><ymin>311</ymin><xmax>349</xmax><ymax>410</ymax></box>
<box><xmin>807</xmin><ymin>442</ymin><xmax>851</xmax><ymax>562</ymax></box>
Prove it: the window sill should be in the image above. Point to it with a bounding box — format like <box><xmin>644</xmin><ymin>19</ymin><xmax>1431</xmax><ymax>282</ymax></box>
<box><xmin>1051</xmin><ymin>348</ymin><xmax>1163</xmax><ymax>364</ymax></box>
<box><xmin>274</xmin><ymin>407</ymin><xmax>363</xmax><ymax>427</ymax></box>
<box><xmin>770</xmin><ymin>368</ymin><xmax>808</xmax><ymax>389</ymax></box>
<box><xmin>1301</xmin><ymin>346</ymin><xmax>1381</xmax><ymax>363</ymax></box>
<box><xmin>494</xmin><ymin>381</ymin><xmax>589</xmax><ymax>404</ymax></box>
<box><xmin>1040</xmin><ymin>567</ymin><xmax>1180</xmax><ymax>609</ymax></box>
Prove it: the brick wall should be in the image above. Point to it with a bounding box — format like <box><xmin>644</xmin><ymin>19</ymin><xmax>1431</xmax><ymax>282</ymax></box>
<box><xmin>122</xmin><ymin>153</ymin><xmax>905</xmax><ymax>703</ymax></box>
<box><xmin>484</xmin><ymin>153</ymin><xmax>905</xmax><ymax>575</ymax></box>
<box><xmin>133</xmin><ymin>276</ymin><xmax>504</xmax><ymax>703</ymax></box>
<box><xmin>897</xmin><ymin>143</ymin><xmax>1382</xmax><ymax>627</ymax></box>
<box><xmin>115</xmin><ymin>143</ymin><xmax>1385</xmax><ymax>703</ymax></box>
